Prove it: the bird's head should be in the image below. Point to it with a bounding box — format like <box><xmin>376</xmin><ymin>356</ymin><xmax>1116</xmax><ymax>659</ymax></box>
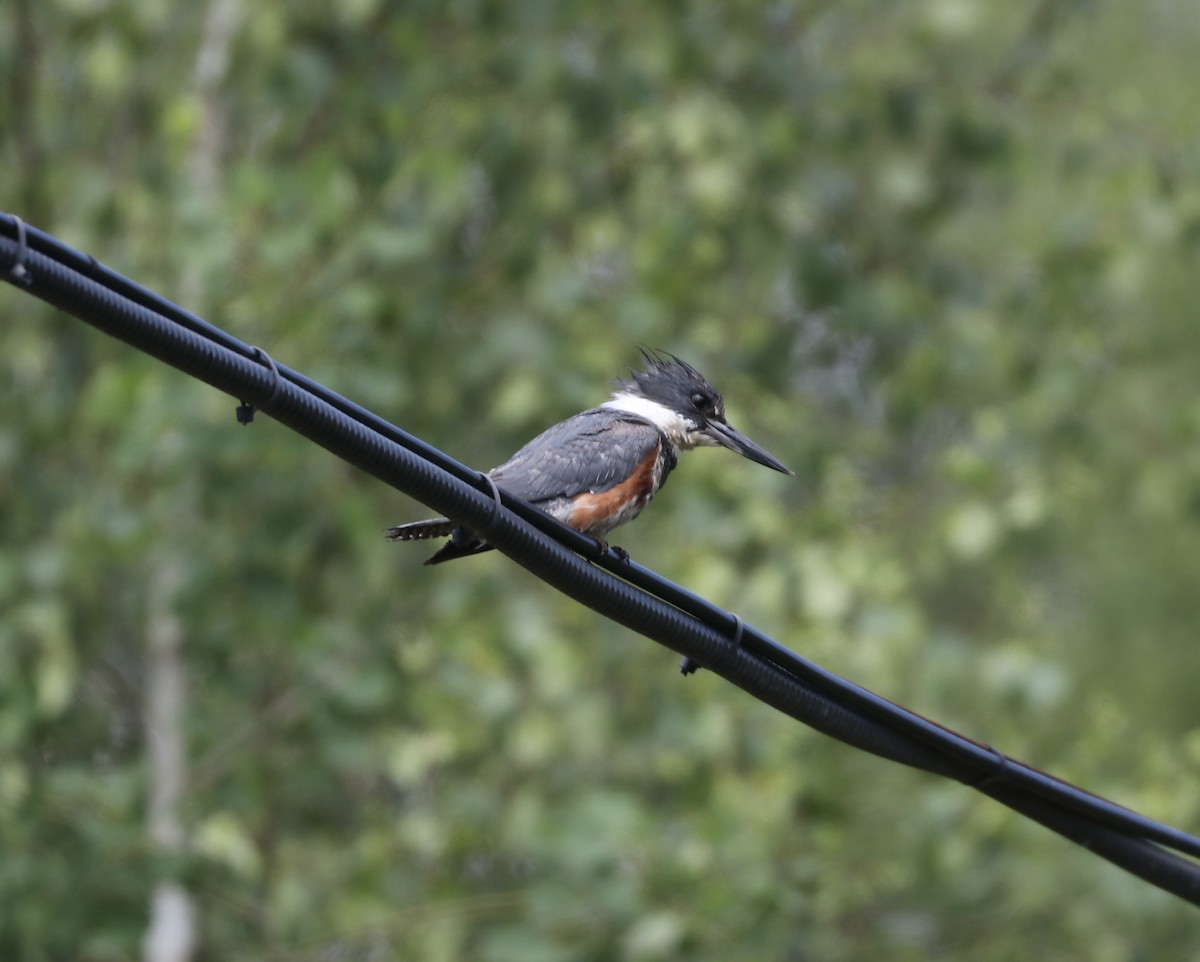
<box><xmin>606</xmin><ymin>350</ymin><xmax>793</xmax><ymax>475</ymax></box>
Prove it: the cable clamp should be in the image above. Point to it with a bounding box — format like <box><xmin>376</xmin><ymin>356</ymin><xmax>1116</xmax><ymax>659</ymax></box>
<box><xmin>479</xmin><ymin>472</ymin><xmax>504</xmax><ymax>528</ymax></box>
<box><xmin>6</xmin><ymin>215</ymin><xmax>32</xmax><ymax>287</ymax></box>
<box><xmin>236</xmin><ymin>347</ymin><xmax>282</xmax><ymax>424</ymax></box>
<box><xmin>681</xmin><ymin>613</ymin><xmax>744</xmax><ymax>676</ymax></box>
<box><xmin>729</xmin><ymin>612</ymin><xmax>745</xmax><ymax>648</ymax></box>
<box><xmin>969</xmin><ymin>744</ymin><xmax>1012</xmax><ymax>791</ymax></box>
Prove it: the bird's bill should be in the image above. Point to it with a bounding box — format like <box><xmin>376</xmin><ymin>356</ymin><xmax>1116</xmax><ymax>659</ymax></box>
<box><xmin>704</xmin><ymin>420</ymin><xmax>793</xmax><ymax>475</ymax></box>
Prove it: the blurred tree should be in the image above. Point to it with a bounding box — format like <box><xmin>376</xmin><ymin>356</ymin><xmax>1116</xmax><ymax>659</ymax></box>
<box><xmin>2</xmin><ymin>0</ymin><xmax>1200</xmax><ymax>959</ymax></box>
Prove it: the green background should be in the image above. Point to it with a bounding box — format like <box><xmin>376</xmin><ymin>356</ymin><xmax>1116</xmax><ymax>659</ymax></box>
<box><xmin>4</xmin><ymin>0</ymin><xmax>1200</xmax><ymax>958</ymax></box>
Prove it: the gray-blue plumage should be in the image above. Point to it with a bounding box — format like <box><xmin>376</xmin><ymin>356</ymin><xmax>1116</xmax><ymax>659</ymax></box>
<box><xmin>490</xmin><ymin>408</ymin><xmax>675</xmax><ymax>514</ymax></box>
<box><xmin>386</xmin><ymin>408</ymin><xmax>676</xmax><ymax>562</ymax></box>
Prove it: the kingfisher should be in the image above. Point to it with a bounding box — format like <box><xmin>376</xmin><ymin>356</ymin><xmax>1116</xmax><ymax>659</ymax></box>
<box><xmin>387</xmin><ymin>351</ymin><xmax>792</xmax><ymax>564</ymax></box>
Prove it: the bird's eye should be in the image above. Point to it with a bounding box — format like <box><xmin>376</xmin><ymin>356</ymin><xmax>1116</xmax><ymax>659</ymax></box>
<box><xmin>690</xmin><ymin>392</ymin><xmax>711</xmax><ymax>411</ymax></box>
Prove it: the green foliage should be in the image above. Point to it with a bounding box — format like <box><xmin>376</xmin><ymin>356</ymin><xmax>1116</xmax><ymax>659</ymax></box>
<box><xmin>4</xmin><ymin>0</ymin><xmax>1200</xmax><ymax>957</ymax></box>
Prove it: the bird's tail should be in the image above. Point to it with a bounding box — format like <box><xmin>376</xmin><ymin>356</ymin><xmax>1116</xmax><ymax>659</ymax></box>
<box><xmin>385</xmin><ymin>518</ymin><xmax>456</xmax><ymax>541</ymax></box>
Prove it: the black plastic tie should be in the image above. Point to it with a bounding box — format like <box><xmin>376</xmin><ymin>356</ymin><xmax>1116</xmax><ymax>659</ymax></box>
<box><xmin>479</xmin><ymin>472</ymin><xmax>504</xmax><ymax>528</ymax></box>
<box><xmin>236</xmin><ymin>347</ymin><xmax>282</xmax><ymax>424</ymax></box>
<box><xmin>729</xmin><ymin>612</ymin><xmax>745</xmax><ymax>648</ymax></box>
<box><xmin>6</xmin><ymin>215</ymin><xmax>31</xmax><ymax>287</ymax></box>
<box><xmin>969</xmin><ymin>744</ymin><xmax>1013</xmax><ymax>791</ymax></box>
<box><xmin>681</xmin><ymin>612</ymin><xmax>744</xmax><ymax>676</ymax></box>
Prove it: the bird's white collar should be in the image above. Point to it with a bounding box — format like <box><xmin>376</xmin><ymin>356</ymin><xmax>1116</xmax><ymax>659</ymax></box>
<box><xmin>601</xmin><ymin>393</ymin><xmax>698</xmax><ymax>449</ymax></box>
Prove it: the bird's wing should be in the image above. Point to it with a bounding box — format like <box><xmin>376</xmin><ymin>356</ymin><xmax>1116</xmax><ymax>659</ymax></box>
<box><xmin>488</xmin><ymin>409</ymin><xmax>665</xmax><ymax>504</ymax></box>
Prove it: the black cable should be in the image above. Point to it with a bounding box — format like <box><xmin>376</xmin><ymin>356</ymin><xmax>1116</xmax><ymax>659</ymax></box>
<box><xmin>3</xmin><ymin>212</ymin><xmax>1199</xmax><ymax>906</ymax></box>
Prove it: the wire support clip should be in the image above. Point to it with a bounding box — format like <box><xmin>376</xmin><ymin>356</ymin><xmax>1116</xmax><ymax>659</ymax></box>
<box><xmin>681</xmin><ymin>612</ymin><xmax>744</xmax><ymax>676</ymax></box>
<box><xmin>479</xmin><ymin>472</ymin><xmax>505</xmax><ymax>529</ymax></box>
<box><xmin>6</xmin><ymin>215</ymin><xmax>32</xmax><ymax>287</ymax></box>
<box><xmin>236</xmin><ymin>347</ymin><xmax>283</xmax><ymax>424</ymax></box>
<box><xmin>968</xmin><ymin>744</ymin><xmax>1013</xmax><ymax>791</ymax></box>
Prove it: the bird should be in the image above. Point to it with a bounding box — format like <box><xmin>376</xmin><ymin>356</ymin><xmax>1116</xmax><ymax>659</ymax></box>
<box><xmin>387</xmin><ymin>350</ymin><xmax>792</xmax><ymax>564</ymax></box>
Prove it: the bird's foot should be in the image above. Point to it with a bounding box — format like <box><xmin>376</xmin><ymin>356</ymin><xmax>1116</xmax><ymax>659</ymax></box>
<box><xmin>591</xmin><ymin>537</ymin><xmax>630</xmax><ymax>562</ymax></box>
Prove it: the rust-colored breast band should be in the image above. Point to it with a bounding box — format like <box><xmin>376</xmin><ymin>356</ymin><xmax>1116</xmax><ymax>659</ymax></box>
<box><xmin>566</xmin><ymin>444</ymin><xmax>660</xmax><ymax>535</ymax></box>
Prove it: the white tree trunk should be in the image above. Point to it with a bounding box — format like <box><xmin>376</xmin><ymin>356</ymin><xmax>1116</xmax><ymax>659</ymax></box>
<box><xmin>142</xmin><ymin>558</ymin><xmax>196</xmax><ymax>962</ymax></box>
<box><xmin>143</xmin><ymin>1</ymin><xmax>241</xmax><ymax>959</ymax></box>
